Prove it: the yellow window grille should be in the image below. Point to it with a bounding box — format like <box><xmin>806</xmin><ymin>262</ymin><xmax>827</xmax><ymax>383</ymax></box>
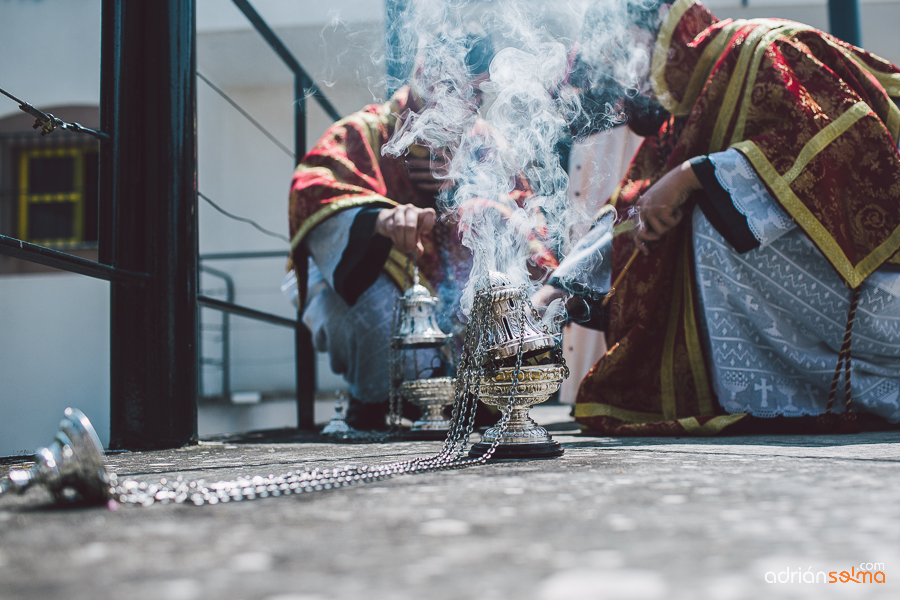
<box><xmin>18</xmin><ymin>147</ymin><xmax>89</xmax><ymax>246</ymax></box>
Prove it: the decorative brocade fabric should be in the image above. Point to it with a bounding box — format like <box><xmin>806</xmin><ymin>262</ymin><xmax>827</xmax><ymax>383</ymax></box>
<box><xmin>288</xmin><ymin>86</ymin><xmax>468</xmax><ymax>303</ymax></box>
<box><xmin>575</xmin><ymin>0</ymin><xmax>900</xmax><ymax>435</ymax></box>
<box><xmin>288</xmin><ymin>86</ymin><xmax>555</xmax><ymax>310</ymax></box>
<box><xmin>651</xmin><ymin>0</ymin><xmax>900</xmax><ymax>288</ymax></box>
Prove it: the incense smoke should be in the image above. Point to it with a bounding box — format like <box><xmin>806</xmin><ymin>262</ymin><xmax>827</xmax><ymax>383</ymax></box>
<box><xmin>380</xmin><ymin>0</ymin><xmax>666</xmax><ymax>321</ymax></box>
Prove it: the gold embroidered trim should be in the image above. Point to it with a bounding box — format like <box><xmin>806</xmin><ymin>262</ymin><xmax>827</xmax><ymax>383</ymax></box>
<box><xmin>678</xmin><ymin>414</ymin><xmax>746</xmax><ymax>435</ymax></box>
<box><xmin>710</xmin><ymin>22</ymin><xmax>779</xmax><ymax>152</ymax></box>
<box><xmin>660</xmin><ymin>248</ymin><xmax>685</xmax><ymax>421</ymax></box>
<box><xmin>574</xmin><ymin>402</ymin><xmax>664</xmax><ymax>423</ymax></box>
<box><xmin>733</xmin><ymin>138</ymin><xmax>900</xmax><ymax>288</ymax></box>
<box><xmin>650</xmin><ymin>0</ymin><xmax>695</xmax><ymax>114</ymax></box>
<box><xmin>681</xmin><ymin>238</ymin><xmax>714</xmax><ymax>415</ymax></box>
<box><xmin>351</xmin><ymin>104</ymin><xmax>396</xmax><ymax>154</ymax></box>
<box><xmin>670</xmin><ymin>20</ymin><xmax>740</xmax><ymax>116</ymax></box>
<box><xmin>290</xmin><ymin>195</ymin><xmax>397</xmax><ymax>252</ymax></box>
<box><xmin>823</xmin><ymin>39</ymin><xmax>900</xmax><ymax>97</ymax></box>
<box><xmin>858</xmin><ymin>67</ymin><xmax>900</xmax><ymax>96</ymax></box>
<box><xmin>730</xmin><ymin>25</ymin><xmax>808</xmax><ymax>145</ymax></box>
<box><xmin>887</xmin><ymin>105</ymin><xmax>900</xmax><ymax>145</ymax></box>
<box><xmin>782</xmin><ymin>101</ymin><xmax>871</xmax><ymax>185</ymax></box>
<box><xmin>575</xmin><ymin>404</ymin><xmax>746</xmax><ymax>434</ymax></box>
<box><xmin>823</xmin><ymin>40</ymin><xmax>900</xmax><ymax>144</ymax></box>
<box><xmin>383</xmin><ymin>248</ymin><xmax>437</xmax><ymax>295</ymax></box>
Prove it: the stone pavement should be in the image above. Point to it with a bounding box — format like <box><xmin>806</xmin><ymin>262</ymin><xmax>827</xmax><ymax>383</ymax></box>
<box><xmin>1</xmin><ymin>406</ymin><xmax>898</xmax><ymax>600</ymax></box>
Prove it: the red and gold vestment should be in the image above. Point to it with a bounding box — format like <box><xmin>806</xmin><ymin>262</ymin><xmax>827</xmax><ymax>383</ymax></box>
<box><xmin>575</xmin><ymin>0</ymin><xmax>900</xmax><ymax>435</ymax></box>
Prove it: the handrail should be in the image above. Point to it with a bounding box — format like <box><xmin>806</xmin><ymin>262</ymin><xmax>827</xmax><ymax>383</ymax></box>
<box><xmin>0</xmin><ymin>234</ymin><xmax>149</xmax><ymax>284</ymax></box>
<box><xmin>198</xmin><ymin>295</ymin><xmax>297</xmax><ymax>329</ymax></box>
<box><xmin>200</xmin><ymin>265</ymin><xmax>235</xmax><ymax>400</ymax></box>
<box><xmin>200</xmin><ymin>250</ymin><xmax>287</xmax><ymax>261</ymax></box>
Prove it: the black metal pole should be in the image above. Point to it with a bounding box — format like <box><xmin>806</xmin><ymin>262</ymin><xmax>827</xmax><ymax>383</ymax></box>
<box><xmin>99</xmin><ymin>0</ymin><xmax>117</xmax><ymax>266</ymax></box>
<box><xmin>294</xmin><ymin>75</ymin><xmax>316</xmax><ymax>430</ymax></box>
<box><xmin>108</xmin><ymin>0</ymin><xmax>199</xmax><ymax>449</ymax></box>
<box><xmin>828</xmin><ymin>0</ymin><xmax>862</xmax><ymax>47</ymax></box>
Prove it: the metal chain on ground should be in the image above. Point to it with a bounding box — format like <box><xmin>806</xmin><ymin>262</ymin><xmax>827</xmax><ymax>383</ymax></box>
<box><xmin>107</xmin><ymin>274</ymin><xmax>531</xmax><ymax>507</ymax></box>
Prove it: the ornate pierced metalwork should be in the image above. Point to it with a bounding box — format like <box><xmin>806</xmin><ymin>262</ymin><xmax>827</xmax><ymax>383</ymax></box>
<box><xmin>0</xmin><ymin>407</ymin><xmax>109</xmax><ymax>504</ymax></box>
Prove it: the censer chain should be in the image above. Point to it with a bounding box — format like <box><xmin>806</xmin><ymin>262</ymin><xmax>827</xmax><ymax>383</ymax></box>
<box><xmin>109</xmin><ymin>282</ymin><xmax>532</xmax><ymax>508</ymax></box>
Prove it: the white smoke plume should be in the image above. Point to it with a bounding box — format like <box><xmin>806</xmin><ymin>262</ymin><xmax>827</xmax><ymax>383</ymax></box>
<box><xmin>380</xmin><ymin>0</ymin><xmax>662</xmax><ymax>316</ymax></box>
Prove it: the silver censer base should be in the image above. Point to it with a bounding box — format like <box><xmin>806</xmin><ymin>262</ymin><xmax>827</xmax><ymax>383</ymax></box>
<box><xmin>469</xmin><ymin>364</ymin><xmax>566</xmax><ymax>459</ymax></box>
<box><xmin>0</xmin><ymin>407</ymin><xmax>109</xmax><ymax>505</ymax></box>
<box><xmin>400</xmin><ymin>377</ymin><xmax>455</xmax><ymax>440</ymax></box>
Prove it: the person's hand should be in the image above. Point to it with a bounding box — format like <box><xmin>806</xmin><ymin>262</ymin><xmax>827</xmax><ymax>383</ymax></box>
<box><xmin>406</xmin><ymin>150</ymin><xmax>451</xmax><ymax>196</ymax></box>
<box><xmin>531</xmin><ymin>284</ymin><xmax>567</xmax><ymax>309</ymax></box>
<box><xmin>375</xmin><ymin>204</ymin><xmax>436</xmax><ymax>257</ymax></box>
<box><xmin>633</xmin><ymin>160</ymin><xmax>702</xmax><ymax>255</ymax></box>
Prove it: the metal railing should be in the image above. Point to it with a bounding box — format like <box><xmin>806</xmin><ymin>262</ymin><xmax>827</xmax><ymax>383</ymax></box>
<box><xmin>198</xmin><ymin>251</ymin><xmax>302</xmax><ymax>403</ymax></box>
<box><xmin>0</xmin><ymin>0</ymin><xmax>341</xmax><ymax>448</ymax></box>
<box><xmin>192</xmin><ymin>0</ymin><xmax>344</xmax><ymax>431</ymax></box>
<box><xmin>199</xmin><ymin>265</ymin><xmax>235</xmax><ymax>400</ymax></box>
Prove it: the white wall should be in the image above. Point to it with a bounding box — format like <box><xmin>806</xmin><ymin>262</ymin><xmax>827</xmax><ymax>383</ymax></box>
<box><xmin>706</xmin><ymin>0</ymin><xmax>900</xmax><ymax>66</ymax></box>
<box><xmin>194</xmin><ymin>4</ymin><xmax>387</xmax><ymax>408</ymax></box>
<box><xmin>0</xmin><ymin>274</ymin><xmax>110</xmax><ymax>457</ymax></box>
<box><xmin>0</xmin><ymin>0</ymin><xmax>101</xmax><ymax>121</ymax></box>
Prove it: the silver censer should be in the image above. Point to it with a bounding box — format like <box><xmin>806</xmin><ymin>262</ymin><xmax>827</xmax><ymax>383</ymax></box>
<box><xmin>0</xmin><ymin>407</ymin><xmax>109</xmax><ymax>505</ymax></box>
<box><xmin>391</xmin><ymin>280</ymin><xmax>456</xmax><ymax>440</ymax></box>
<box><xmin>468</xmin><ymin>272</ymin><xmax>567</xmax><ymax>459</ymax></box>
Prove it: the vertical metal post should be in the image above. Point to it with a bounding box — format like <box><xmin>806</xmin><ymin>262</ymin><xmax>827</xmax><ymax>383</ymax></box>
<box><xmin>99</xmin><ymin>0</ymin><xmax>117</xmax><ymax>266</ymax></box>
<box><xmin>295</xmin><ymin>75</ymin><xmax>316</xmax><ymax>430</ymax></box>
<box><xmin>828</xmin><ymin>0</ymin><xmax>862</xmax><ymax>47</ymax></box>
<box><xmin>108</xmin><ymin>0</ymin><xmax>199</xmax><ymax>449</ymax></box>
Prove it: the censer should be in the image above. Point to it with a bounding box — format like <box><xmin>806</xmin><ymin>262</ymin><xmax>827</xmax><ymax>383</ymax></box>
<box><xmin>466</xmin><ymin>272</ymin><xmax>568</xmax><ymax>459</ymax></box>
<box><xmin>0</xmin><ymin>272</ymin><xmax>564</xmax><ymax>510</ymax></box>
<box><xmin>0</xmin><ymin>407</ymin><xmax>109</xmax><ymax>505</ymax></box>
<box><xmin>389</xmin><ymin>268</ymin><xmax>456</xmax><ymax>440</ymax></box>
<box><xmin>0</xmin><ymin>275</ymin><xmax>567</xmax><ymax>509</ymax></box>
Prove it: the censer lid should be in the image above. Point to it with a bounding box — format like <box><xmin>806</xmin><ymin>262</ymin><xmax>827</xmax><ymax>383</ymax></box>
<box><xmin>392</xmin><ymin>283</ymin><xmax>451</xmax><ymax>349</ymax></box>
<box><xmin>403</xmin><ymin>283</ymin><xmax>437</xmax><ymax>303</ymax></box>
<box><xmin>479</xmin><ymin>270</ymin><xmax>555</xmax><ymax>363</ymax></box>
<box><xmin>489</xmin><ymin>271</ymin><xmax>512</xmax><ymax>288</ymax></box>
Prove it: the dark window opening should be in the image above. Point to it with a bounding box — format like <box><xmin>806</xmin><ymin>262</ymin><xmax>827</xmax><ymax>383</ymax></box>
<box><xmin>28</xmin><ymin>202</ymin><xmax>75</xmax><ymax>240</ymax></box>
<box><xmin>28</xmin><ymin>156</ymin><xmax>76</xmax><ymax>195</ymax></box>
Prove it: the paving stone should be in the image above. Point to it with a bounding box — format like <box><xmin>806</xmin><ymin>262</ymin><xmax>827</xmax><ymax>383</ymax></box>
<box><xmin>1</xmin><ymin>408</ymin><xmax>898</xmax><ymax>600</ymax></box>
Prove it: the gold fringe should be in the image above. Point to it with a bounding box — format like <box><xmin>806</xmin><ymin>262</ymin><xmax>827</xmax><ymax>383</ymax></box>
<box><xmin>574</xmin><ymin>402</ymin><xmax>664</xmax><ymax>423</ymax></box>
<box><xmin>682</xmin><ymin>238</ymin><xmax>714</xmax><ymax>415</ymax></box>
<box><xmin>650</xmin><ymin>0</ymin><xmax>696</xmax><ymax>114</ymax></box>
<box><xmin>678</xmin><ymin>414</ymin><xmax>747</xmax><ymax>435</ymax></box>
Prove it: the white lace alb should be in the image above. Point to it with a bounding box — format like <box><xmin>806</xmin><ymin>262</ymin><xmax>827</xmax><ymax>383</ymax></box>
<box><xmin>708</xmin><ymin>149</ymin><xmax>795</xmax><ymax>248</ymax></box>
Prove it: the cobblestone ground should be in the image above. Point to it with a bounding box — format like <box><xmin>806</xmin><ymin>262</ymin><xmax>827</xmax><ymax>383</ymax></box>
<box><xmin>1</xmin><ymin>407</ymin><xmax>898</xmax><ymax>600</ymax></box>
